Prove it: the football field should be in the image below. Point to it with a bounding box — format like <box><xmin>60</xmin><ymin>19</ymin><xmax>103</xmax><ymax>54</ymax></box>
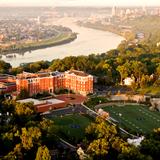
<box><xmin>49</xmin><ymin>114</ymin><xmax>93</xmax><ymax>143</ymax></box>
<box><xmin>102</xmin><ymin>104</ymin><xmax>160</xmax><ymax>134</ymax></box>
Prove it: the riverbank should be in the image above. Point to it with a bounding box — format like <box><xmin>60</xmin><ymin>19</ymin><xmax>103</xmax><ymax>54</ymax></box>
<box><xmin>78</xmin><ymin>16</ymin><xmax>160</xmax><ymax>47</ymax></box>
<box><xmin>77</xmin><ymin>21</ymin><xmax>136</xmax><ymax>42</ymax></box>
<box><xmin>0</xmin><ymin>32</ymin><xmax>77</xmax><ymax>55</ymax></box>
<box><xmin>2</xmin><ymin>21</ymin><xmax>123</xmax><ymax>67</ymax></box>
<box><xmin>77</xmin><ymin>21</ymin><xmax>122</xmax><ymax>37</ymax></box>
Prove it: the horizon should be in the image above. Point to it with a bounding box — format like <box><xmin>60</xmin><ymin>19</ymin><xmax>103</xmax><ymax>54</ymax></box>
<box><xmin>0</xmin><ymin>5</ymin><xmax>160</xmax><ymax>8</ymax></box>
<box><xmin>0</xmin><ymin>0</ymin><xmax>160</xmax><ymax>7</ymax></box>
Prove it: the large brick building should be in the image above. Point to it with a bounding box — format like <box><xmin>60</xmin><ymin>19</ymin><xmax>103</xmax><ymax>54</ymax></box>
<box><xmin>64</xmin><ymin>70</ymin><xmax>93</xmax><ymax>95</ymax></box>
<box><xmin>16</xmin><ymin>71</ymin><xmax>65</xmax><ymax>96</ymax></box>
<box><xmin>0</xmin><ymin>74</ymin><xmax>16</xmax><ymax>94</ymax></box>
<box><xmin>17</xmin><ymin>98</ymin><xmax>66</xmax><ymax>113</ymax></box>
<box><xmin>16</xmin><ymin>70</ymin><xmax>93</xmax><ymax>96</ymax></box>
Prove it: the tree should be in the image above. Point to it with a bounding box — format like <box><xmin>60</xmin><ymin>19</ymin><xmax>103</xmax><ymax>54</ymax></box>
<box><xmin>156</xmin><ymin>64</ymin><xmax>160</xmax><ymax>76</ymax></box>
<box><xmin>118</xmin><ymin>146</ymin><xmax>153</xmax><ymax>160</ymax></box>
<box><xmin>29</xmin><ymin>63</ymin><xmax>41</xmax><ymax>73</ymax></box>
<box><xmin>102</xmin><ymin>63</ymin><xmax>113</xmax><ymax>84</ymax></box>
<box><xmin>107</xmin><ymin>49</ymin><xmax>119</xmax><ymax>57</ymax></box>
<box><xmin>140</xmin><ymin>75</ymin><xmax>150</xmax><ymax>89</ymax></box>
<box><xmin>20</xmin><ymin>127</ymin><xmax>41</xmax><ymax>150</ymax></box>
<box><xmin>0</xmin><ymin>99</ymin><xmax>55</xmax><ymax>159</ymax></box>
<box><xmin>117</xmin><ymin>41</ymin><xmax>128</xmax><ymax>55</ymax></box>
<box><xmin>4</xmin><ymin>144</ymin><xmax>23</xmax><ymax>160</ymax></box>
<box><xmin>49</xmin><ymin>59</ymin><xmax>64</xmax><ymax>71</ymax></box>
<box><xmin>15</xmin><ymin>102</ymin><xmax>36</xmax><ymax>116</ymax></box>
<box><xmin>117</xmin><ymin>65</ymin><xmax>128</xmax><ymax>85</ymax></box>
<box><xmin>124</xmin><ymin>31</ymin><xmax>135</xmax><ymax>41</ymax></box>
<box><xmin>140</xmin><ymin>128</ymin><xmax>160</xmax><ymax>160</ymax></box>
<box><xmin>131</xmin><ymin>61</ymin><xmax>147</xmax><ymax>83</ymax></box>
<box><xmin>0</xmin><ymin>60</ymin><xmax>11</xmax><ymax>73</ymax></box>
<box><xmin>35</xmin><ymin>145</ymin><xmax>51</xmax><ymax>160</ymax></box>
<box><xmin>87</xmin><ymin>138</ymin><xmax>109</xmax><ymax>156</ymax></box>
<box><xmin>85</xmin><ymin>117</ymin><xmax>127</xmax><ymax>159</ymax></box>
<box><xmin>85</xmin><ymin>117</ymin><xmax>153</xmax><ymax>160</ymax></box>
<box><xmin>10</xmin><ymin>67</ymin><xmax>24</xmax><ymax>75</ymax></box>
<box><xmin>17</xmin><ymin>88</ymin><xmax>29</xmax><ymax>100</ymax></box>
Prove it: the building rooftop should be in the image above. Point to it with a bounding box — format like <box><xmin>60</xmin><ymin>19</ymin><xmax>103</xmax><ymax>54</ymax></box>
<box><xmin>17</xmin><ymin>71</ymin><xmax>62</xmax><ymax>79</ymax></box>
<box><xmin>0</xmin><ymin>74</ymin><xmax>15</xmax><ymax>78</ymax></box>
<box><xmin>17</xmin><ymin>98</ymin><xmax>45</xmax><ymax>105</ymax></box>
<box><xmin>17</xmin><ymin>98</ymin><xmax>66</xmax><ymax>113</ymax></box>
<box><xmin>0</xmin><ymin>74</ymin><xmax>16</xmax><ymax>81</ymax></box>
<box><xmin>1</xmin><ymin>82</ymin><xmax>16</xmax><ymax>86</ymax></box>
<box><xmin>66</xmin><ymin>70</ymin><xmax>89</xmax><ymax>77</ymax></box>
<box><xmin>46</xmin><ymin>98</ymin><xmax>65</xmax><ymax>104</ymax></box>
<box><xmin>16</xmin><ymin>70</ymin><xmax>92</xmax><ymax>79</ymax></box>
<box><xmin>17</xmin><ymin>98</ymin><xmax>65</xmax><ymax>106</ymax></box>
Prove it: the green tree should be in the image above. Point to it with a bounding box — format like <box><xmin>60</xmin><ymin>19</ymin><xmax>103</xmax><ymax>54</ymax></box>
<box><xmin>0</xmin><ymin>60</ymin><xmax>11</xmax><ymax>73</ymax></box>
<box><xmin>17</xmin><ymin>88</ymin><xmax>29</xmax><ymax>100</ymax></box>
<box><xmin>118</xmin><ymin>146</ymin><xmax>153</xmax><ymax>160</ymax></box>
<box><xmin>156</xmin><ymin>64</ymin><xmax>160</xmax><ymax>76</ymax></box>
<box><xmin>117</xmin><ymin>41</ymin><xmax>128</xmax><ymax>54</ymax></box>
<box><xmin>85</xmin><ymin>117</ymin><xmax>128</xmax><ymax>159</ymax></box>
<box><xmin>15</xmin><ymin>102</ymin><xmax>36</xmax><ymax>116</ymax></box>
<box><xmin>29</xmin><ymin>63</ymin><xmax>41</xmax><ymax>73</ymax></box>
<box><xmin>4</xmin><ymin>144</ymin><xmax>23</xmax><ymax>160</ymax></box>
<box><xmin>35</xmin><ymin>145</ymin><xmax>51</xmax><ymax>160</ymax></box>
<box><xmin>20</xmin><ymin>127</ymin><xmax>41</xmax><ymax>150</ymax></box>
<box><xmin>140</xmin><ymin>75</ymin><xmax>150</xmax><ymax>89</ymax></box>
<box><xmin>0</xmin><ymin>100</ymin><xmax>54</xmax><ymax>159</ymax></box>
<box><xmin>131</xmin><ymin>61</ymin><xmax>147</xmax><ymax>83</ymax></box>
<box><xmin>140</xmin><ymin>128</ymin><xmax>160</xmax><ymax>160</ymax></box>
<box><xmin>85</xmin><ymin>117</ymin><xmax>152</xmax><ymax>160</ymax></box>
<box><xmin>117</xmin><ymin>65</ymin><xmax>128</xmax><ymax>84</ymax></box>
<box><xmin>103</xmin><ymin>63</ymin><xmax>113</xmax><ymax>84</ymax></box>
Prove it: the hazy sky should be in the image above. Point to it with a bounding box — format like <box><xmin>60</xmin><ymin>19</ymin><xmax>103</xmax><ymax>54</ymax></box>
<box><xmin>0</xmin><ymin>0</ymin><xmax>160</xmax><ymax>7</ymax></box>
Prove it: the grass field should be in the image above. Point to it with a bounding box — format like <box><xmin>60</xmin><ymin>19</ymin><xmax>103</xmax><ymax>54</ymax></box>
<box><xmin>49</xmin><ymin>114</ymin><xmax>93</xmax><ymax>143</ymax></box>
<box><xmin>102</xmin><ymin>105</ymin><xmax>160</xmax><ymax>134</ymax></box>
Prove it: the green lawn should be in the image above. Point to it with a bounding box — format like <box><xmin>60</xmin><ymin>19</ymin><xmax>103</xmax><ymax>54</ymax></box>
<box><xmin>49</xmin><ymin>114</ymin><xmax>93</xmax><ymax>143</ymax></box>
<box><xmin>102</xmin><ymin>105</ymin><xmax>160</xmax><ymax>134</ymax></box>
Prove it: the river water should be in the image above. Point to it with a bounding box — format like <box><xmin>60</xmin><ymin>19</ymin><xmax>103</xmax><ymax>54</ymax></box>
<box><xmin>1</xmin><ymin>19</ymin><xmax>124</xmax><ymax>67</ymax></box>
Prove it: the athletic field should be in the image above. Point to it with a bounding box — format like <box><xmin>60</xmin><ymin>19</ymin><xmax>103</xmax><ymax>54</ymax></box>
<box><xmin>50</xmin><ymin>114</ymin><xmax>93</xmax><ymax>143</ymax></box>
<box><xmin>102</xmin><ymin>104</ymin><xmax>160</xmax><ymax>134</ymax></box>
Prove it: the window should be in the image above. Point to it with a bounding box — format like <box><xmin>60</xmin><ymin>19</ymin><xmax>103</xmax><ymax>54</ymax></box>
<box><xmin>50</xmin><ymin>89</ymin><xmax>53</xmax><ymax>93</ymax></box>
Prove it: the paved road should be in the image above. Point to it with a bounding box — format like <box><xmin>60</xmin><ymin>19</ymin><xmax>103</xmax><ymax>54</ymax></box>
<box><xmin>94</xmin><ymin>85</ymin><xmax>132</xmax><ymax>96</ymax></box>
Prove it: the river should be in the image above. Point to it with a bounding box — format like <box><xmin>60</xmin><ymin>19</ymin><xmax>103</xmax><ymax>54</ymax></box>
<box><xmin>1</xmin><ymin>18</ymin><xmax>124</xmax><ymax>67</ymax></box>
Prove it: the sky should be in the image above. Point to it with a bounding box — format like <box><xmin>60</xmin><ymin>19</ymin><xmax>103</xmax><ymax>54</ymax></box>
<box><xmin>0</xmin><ymin>0</ymin><xmax>160</xmax><ymax>7</ymax></box>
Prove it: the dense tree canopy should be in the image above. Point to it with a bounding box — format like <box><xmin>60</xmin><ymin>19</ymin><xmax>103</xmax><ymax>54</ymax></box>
<box><xmin>35</xmin><ymin>145</ymin><xmax>51</xmax><ymax>160</ymax></box>
<box><xmin>0</xmin><ymin>60</ymin><xmax>11</xmax><ymax>73</ymax></box>
<box><xmin>84</xmin><ymin>117</ymin><xmax>152</xmax><ymax>160</ymax></box>
<box><xmin>0</xmin><ymin>100</ymin><xmax>52</xmax><ymax>159</ymax></box>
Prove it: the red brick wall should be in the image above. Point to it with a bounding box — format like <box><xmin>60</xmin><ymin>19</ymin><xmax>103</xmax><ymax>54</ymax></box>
<box><xmin>6</xmin><ymin>85</ymin><xmax>16</xmax><ymax>93</ymax></box>
<box><xmin>16</xmin><ymin>79</ymin><xmax>29</xmax><ymax>93</ymax></box>
<box><xmin>64</xmin><ymin>73</ymin><xmax>93</xmax><ymax>95</ymax></box>
<box><xmin>16</xmin><ymin>71</ymin><xmax>93</xmax><ymax>96</ymax></box>
<box><xmin>36</xmin><ymin>102</ymin><xmax>66</xmax><ymax>113</ymax></box>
